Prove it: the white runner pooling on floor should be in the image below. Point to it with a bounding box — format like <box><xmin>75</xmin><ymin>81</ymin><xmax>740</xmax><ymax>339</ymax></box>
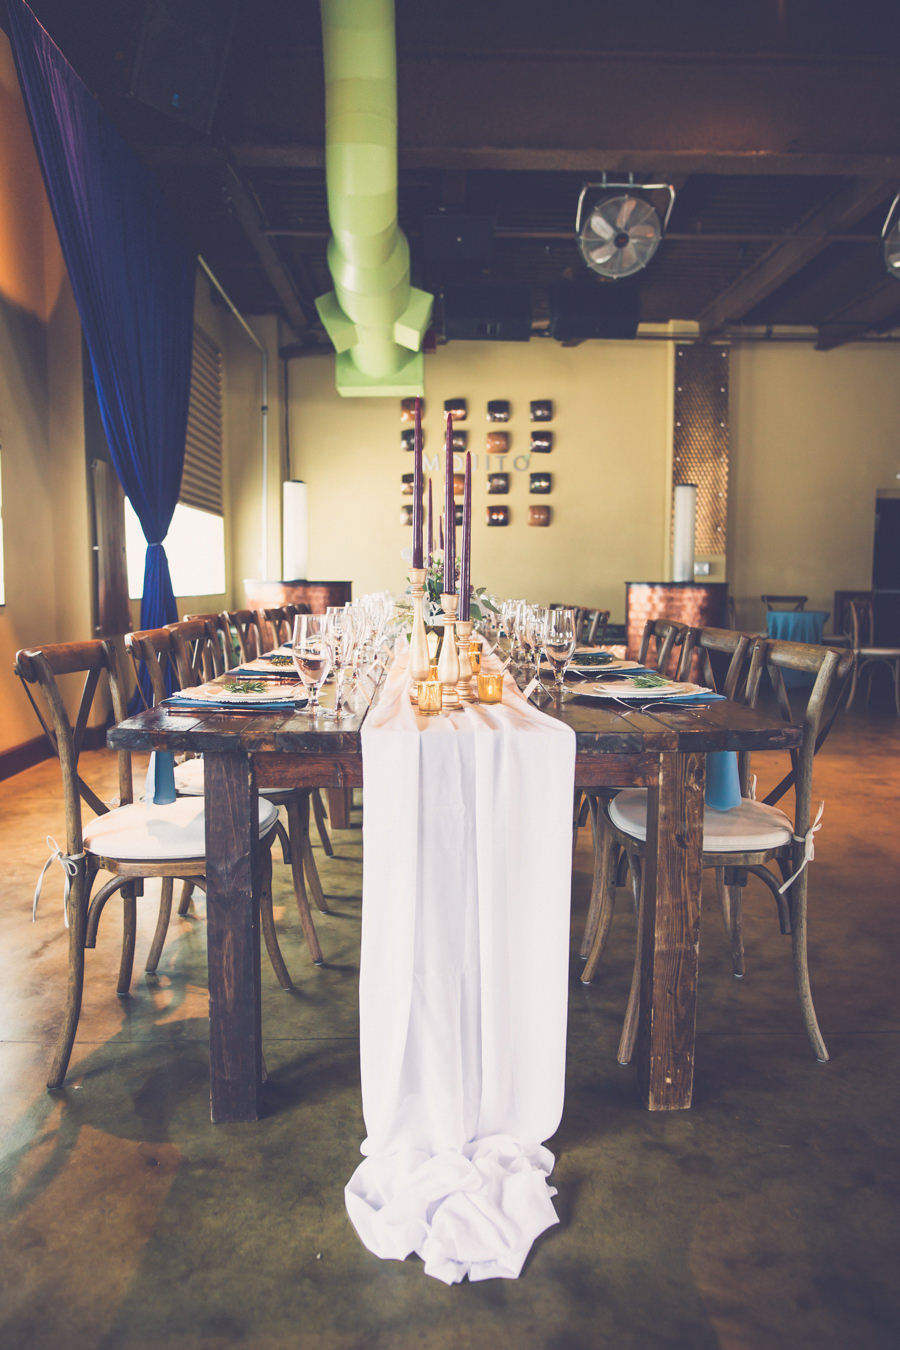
<box><xmin>345</xmin><ymin>651</ymin><xmax>576</xmax><ymax>1284</ymax></box>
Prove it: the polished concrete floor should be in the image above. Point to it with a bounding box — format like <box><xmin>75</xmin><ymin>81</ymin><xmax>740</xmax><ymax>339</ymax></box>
<box><xmin>1</xmin><ymin>703</ymin><xmax>899</xmax><ymax>1350</ymax></box>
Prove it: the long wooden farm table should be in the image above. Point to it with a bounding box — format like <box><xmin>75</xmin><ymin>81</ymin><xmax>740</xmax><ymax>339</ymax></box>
<box><xmin>109</xmin><ymin>683</ymin><xmax>800</xmax><ymax>1122</ymax></box>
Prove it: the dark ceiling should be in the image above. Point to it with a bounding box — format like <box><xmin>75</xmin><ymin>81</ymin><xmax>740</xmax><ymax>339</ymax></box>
<box><xmin>13</xmin><ymin>0</ymin><xmax>900</xmax><ymax>354</ymax></box>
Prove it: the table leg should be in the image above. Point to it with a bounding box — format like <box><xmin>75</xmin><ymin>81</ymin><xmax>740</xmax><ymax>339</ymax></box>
<box><xmin>327</xmin><ymin>786</ymin><xmax>353</xmax><ymax>829</ymax></box>
<box><xmin>204</xmin><ymin>750</ymin><xmax>263</xmax><ymax>1122</ymax></box>
<box><xmin>636</xmin><ymin>750</ymin><xmax>705</xmax><ymax>1110</ymax></box>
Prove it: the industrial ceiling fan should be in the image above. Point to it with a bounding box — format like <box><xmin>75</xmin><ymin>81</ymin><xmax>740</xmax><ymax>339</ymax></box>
<box><xmin>882</xmin><ymin>192</ymin><xmax>900</xmax><ymax>278</ymax></box>
<box><xmin>576</xmin><ymin>178</ymin><xmax>675</xmax><ymax>280</ymax></box>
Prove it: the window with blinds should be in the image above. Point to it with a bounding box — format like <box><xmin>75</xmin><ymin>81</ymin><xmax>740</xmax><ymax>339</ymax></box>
<box><xmin>180</xmin><ymin>327</ymin><xmax>224</xmax><ymax>515</ymax></box>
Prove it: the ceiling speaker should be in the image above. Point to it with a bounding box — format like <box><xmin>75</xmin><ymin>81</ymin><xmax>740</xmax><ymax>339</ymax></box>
<box><xmin>442</xmin><ymin>285</ymin><xmax>532</xmax><ymax>342</ymax></box>
<box><xmin>548</xmin><ymin>281</ymin><xmax>640</xmax><ymax>341</ymax></box>
<box><xmin>129</xmin><ymin>0</ymin><xmax>238</xmax><ymax>134</ymax></box>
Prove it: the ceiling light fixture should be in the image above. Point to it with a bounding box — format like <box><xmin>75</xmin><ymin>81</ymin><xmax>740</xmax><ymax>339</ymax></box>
<box><xmin>576</xmin><ymin>175</ymin><xmax>675</xmax><ymax>280</ymax></box>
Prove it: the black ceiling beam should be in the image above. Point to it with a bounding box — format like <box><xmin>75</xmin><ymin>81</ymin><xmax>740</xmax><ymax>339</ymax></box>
<box><xmin>216</xmin><ymin>157</ymin><xmax>314</xmax><ymax>337</ymax></box>
<box><xmin>696</xmin><ymin>179</ymin><xmax>897</xmax><ymax>338</ymax></box>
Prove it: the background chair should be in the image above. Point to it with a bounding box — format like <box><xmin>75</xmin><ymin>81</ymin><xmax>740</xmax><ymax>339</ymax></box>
<box><xmin>761</xmin><ymin>595</ymin><xmax>808</xmax><ymax>611</ymax></box>
<box><xmin>579</xmin><ymin>625</ymin><xmax>753</xmax><ymax>980</ymax></box>
<box><xmin>583</xmin><ymin>637</ymin><xmax>853</xmax><ymax>1065</ymax></box>
<box><xmin>169</xmin><ymin>613</ymin><xmax>230</xmax><ymax>680</ymax></box>
<box><xmin>261</xmin><ymin>603</ymin><xmax>310</xmax><ymax>649</ymax></box>
<box><xmin>127</xmin><ymin>624</ymin><xmax>329</xmax><ymax>969</ymax></box>
<box><xmin>184</xmin><ymin>610</ymin><xmax>334</xmax><ymax>857</ymax></box>
<box><xmin>580</xmin><ymin>608</ymin><xmax>610</xmax><ymax>645</ymax></box>
<box><xmin>636</xmin><ymin>617</ymin><xmax>691</xmax><ymax>676</ymax></box>
<box><xmin>218</xmin><ymin>608</ymin><xmax>265</xmax><ymax>665</ymax></box>
<box><xmin>549</xmin><ymin>606</ymin><xmax>610</xmax><ymax>646</ymax></box>
<box><xmin>846</xmin><ymin>596</ymin><xmax>900</xmax><ymax>715</ymax></box>
<box><xmin>14</xmin><ymin>637</ymin><xmax>289</xmax><ymax>1089</ymax></box>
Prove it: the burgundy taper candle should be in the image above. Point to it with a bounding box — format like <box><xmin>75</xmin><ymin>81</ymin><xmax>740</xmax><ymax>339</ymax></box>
<box><xmin>411</xmin><ymin>396</ymin><xmax>423</xmax><ymax>568</ymax></box>
<box><xmin>443</xmin><ymin>411</ymin><xmax>455</xmax><ymax>592</ymax></box>
<box><xmin>426</xmin><ymin>478</ymin><xmax>433</xmax><ymax>566</ymax></box>
<box><xmin>458</xmin><ymin>452</ymin><xmax>471</xmax><ymax>620</ymax></box>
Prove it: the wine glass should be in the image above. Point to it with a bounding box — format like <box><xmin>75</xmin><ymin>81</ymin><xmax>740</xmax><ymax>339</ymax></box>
<box><xmin>542</xmin><ymin>607</ymin><xmax>577</xmax><ymax>701</ymax></box>
<box><xmin>291</xmin><ymin>613</ymin><xmax>332</xmax><ymax>716</ymax></box>
<box><xmin>525</xmin><ymin>604</ymin><xmax>550</xmax><ymax>700</ymax></box>
<box><xmin>322</xmin><ymin>606</ymin><xmax>356</xmax><ymax>719</ymax></box>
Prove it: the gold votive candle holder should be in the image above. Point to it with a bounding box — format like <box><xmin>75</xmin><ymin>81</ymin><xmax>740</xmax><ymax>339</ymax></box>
<box><xmin>468</xmin><ymin>639</ymin><xmax>482</xmax><ymax>675</ymax></box>
<box><xmin>477</xmin><ymin>671</ymin><xmax>504</xmax><ymax>704</ymax></box>
<box><xmin>417</xmin><ymin>678</ymin><xmax>443</xmax><ymax>715</ymax></box>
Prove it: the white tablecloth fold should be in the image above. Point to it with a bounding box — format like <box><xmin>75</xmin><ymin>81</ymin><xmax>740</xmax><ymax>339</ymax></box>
<box><xmin>346</xmin><ymin>651</ymin><xmax>576</xmax><ymax>1283</ymax></box>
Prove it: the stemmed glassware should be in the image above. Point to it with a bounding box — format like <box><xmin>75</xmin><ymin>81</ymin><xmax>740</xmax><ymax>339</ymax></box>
<box><xmin>291</xmin><ymin>613</ymin><xmax>332</xmax><ymax>716</ymax></box>
<box><xmin>541</xmin><ymin>607</ymin><xmax>577</xmax><ymax>701</ymax></box>
<box><xmin>323</xmin><ymin>606</ymin><xmax>357</xmax><ymax>719</ymax></box>
<box><xmin>525</xmin><ymin>604</ymin><xmax>551</xmax><ymax>700</ymax></box>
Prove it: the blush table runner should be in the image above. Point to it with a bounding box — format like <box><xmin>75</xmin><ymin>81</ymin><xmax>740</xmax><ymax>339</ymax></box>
<box><xmin>344</xmin><ymin>650</ymin><xmax>576</xmax><ymax>1283</ymax></box>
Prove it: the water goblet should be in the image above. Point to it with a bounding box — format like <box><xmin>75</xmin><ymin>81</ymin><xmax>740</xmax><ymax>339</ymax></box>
<box><xmin>542</xmin><ymin>607</ymin><xmax>577</xmax><ymax>702</ymax></box>
<box><xmin>322</xmin><ymin>607</ymin><xmax>356</xmax><ymax>719</ymax></box>
<box><xmin>291</xmin><ymin>613</ymin><xmax>332</xmax><ymax>716</ymax></box>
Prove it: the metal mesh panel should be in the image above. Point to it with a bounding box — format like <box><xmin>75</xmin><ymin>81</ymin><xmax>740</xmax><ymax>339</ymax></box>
<box><xmin>672</xmin><ymin>344</ymin><xmax>729</xmax><ymax>554</ymax></box>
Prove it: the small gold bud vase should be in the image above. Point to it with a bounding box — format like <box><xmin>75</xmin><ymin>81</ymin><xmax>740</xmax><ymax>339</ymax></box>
<box><xmin>437</xmin><ymin>592</ymin><xmax>461</xmax><ymax>710</ymax></box>
<box><xmin>407</xmin><ymin>567</ymin><xmax>431</xmax><ymax>689</ymax></box>
<box><xmin>455</xmin><ymin>619</ymin><xmax>477</xmax><ymax>702</ymax></box>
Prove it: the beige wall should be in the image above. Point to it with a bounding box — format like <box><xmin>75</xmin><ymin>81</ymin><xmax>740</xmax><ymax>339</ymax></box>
<box><xmin>0</xmin><ymin>33</ymin><xmax>92</xmax><ymax>753</ymax></box>
<box><xmin>287</xmin><ymin>336</ymin><xmax>900</xmax><ymax>631</ymax></box>
<box><xmin>288</xmin><ymin>339</ymin><xmax>673</xmax><ymax>616</ymax></box>
<box><xmin>729</xmin><ymin>342</ymin><xmax>900</xmax><ymax>630</ymax></box>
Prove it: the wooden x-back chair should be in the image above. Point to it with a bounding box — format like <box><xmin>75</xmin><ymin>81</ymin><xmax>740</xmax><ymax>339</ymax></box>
<box><xmin>636</xmin><ymin>617</ymin><xmax>691</xmax><ymax>676</ymax></box>
<box><xmin>126</xmin><ymin>622</ymin><xmax>329</xmax><ymax>970</ymax></box>
<box><xmin>578</xmin><ymin>626</ymin><xmax>754</xmax><ymax>978</ymax></box>
<box><xmin>260</xmin><ymin>603</ymin><xmax>310</xmax><ymax>649</ymax></box>
<box><xmin>583</xmin><ymin>636</ymin><xmax>853</xmax><ymax>1066</ymax></box>
<box><xmin>219</xmin><ymin>608</ymin><xmax>266</xmax><ymax>665</ymax></box>
<box><xmin>761</xmin><ymin>595</ymin><xmax>808</xmax><ymax>611</ymax></box>
<box><xmin>846</xmin><ymin>596</ymin><xmax>900</xmax><ymax>715</ymax></box>
<box><xmin>14</xmin><ymin>637</ymin><xmax>287</xmax><ymax>1089</ymax></box>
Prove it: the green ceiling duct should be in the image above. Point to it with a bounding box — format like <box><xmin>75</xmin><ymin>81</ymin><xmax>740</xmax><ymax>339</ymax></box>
<box><xmin>315</xmin><ymin>0</ymin><xmax>432</xmax><ymax>397</ymax></box>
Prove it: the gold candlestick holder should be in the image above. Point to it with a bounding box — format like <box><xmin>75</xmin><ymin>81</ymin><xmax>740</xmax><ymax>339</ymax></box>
<box><xmin>455</xmin><ymin>619</ymin><xmax>477</xmax><ymax>702</ymax></box>
<box><xmin>437</xmin><ymin>592</ymin><xmax>461</xmax><ymax>710</ymax></box>
<box><xmin>407</xmin><ymin>567</ymin><xmax>431</xmax><ymax>701</ymax></box>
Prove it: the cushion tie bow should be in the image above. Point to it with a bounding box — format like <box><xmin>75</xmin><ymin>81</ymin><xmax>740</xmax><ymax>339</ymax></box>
<box><xmin>33</xmin><ymin>836</ymin><xmax>86</xmax><ymax>926</ymax></box>
<box><xmin>778</xmin><ymin>801</ymin><xmax>825</xmax><ymax>895</ymax></box>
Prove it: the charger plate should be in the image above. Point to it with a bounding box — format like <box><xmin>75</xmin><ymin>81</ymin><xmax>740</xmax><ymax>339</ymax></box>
<box><xmin>577</xmin><ymin>679</ymin><xmax>707</xmax><ymax>700</ymax></box>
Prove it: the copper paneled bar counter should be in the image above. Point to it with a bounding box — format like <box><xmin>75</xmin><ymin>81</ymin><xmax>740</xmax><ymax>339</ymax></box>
<box><xmin>243</xmin><ymin>578</ymin><xmax>352</xmax><ymax>614</ymax></box>
<box><xmin>625</xmin><ymin>581</ymin><xmax>728</xmax><ymax>657</ymax></box>
<box><xmin>109</xmin><ymin>685</ymin><xmax>799</xmax><ymax>1123</ymax></box>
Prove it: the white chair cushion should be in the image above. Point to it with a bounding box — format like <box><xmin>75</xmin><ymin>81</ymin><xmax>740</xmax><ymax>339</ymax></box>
<box><xmin>172</xmin><ymin>757</ymin><xmax>205</xmax><ymax>795</ymax></box>
<box><xmin>84</xmin><ymin>795</ymin><xmax>279</xmax><ymax>861</ymax></box>
<box><xmin>608</xmin><ymin>788</ymin><xmax>793</xmax><ymax>853</ymax></box>
<box><xmin>173</xmin><ymin>756</ymin><xmax>280</xmax><ymax>801</ymax></box>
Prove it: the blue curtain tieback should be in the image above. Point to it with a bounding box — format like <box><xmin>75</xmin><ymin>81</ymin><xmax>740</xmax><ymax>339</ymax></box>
<box><xmin>33</xmin><ymin>837</ymin><xmax>86</xmax><ymax>925</ymax></box>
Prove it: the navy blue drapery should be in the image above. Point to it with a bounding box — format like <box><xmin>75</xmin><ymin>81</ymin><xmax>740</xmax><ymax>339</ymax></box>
<box><xmin>7</xmin><ymin>0</ymin><xmax>197</xmax><ymax>632</ymax></box>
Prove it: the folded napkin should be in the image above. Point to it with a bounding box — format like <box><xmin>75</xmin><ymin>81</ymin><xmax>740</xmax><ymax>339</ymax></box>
<box><xmin>163</xmin><ymin>679</ymin><xmax>305</xmax><ymax>712</ymax></box>
<box><xmin>233</xmin><ymin>654</ymin><xmax>300</xmax><ymax>679</ymax></box>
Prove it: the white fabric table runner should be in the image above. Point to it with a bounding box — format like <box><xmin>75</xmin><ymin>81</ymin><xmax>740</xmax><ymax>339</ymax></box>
<box><xmin>345</xmin><ymin>651</ymin><xmax>576</xmax><ymax>1284</ymax></box>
